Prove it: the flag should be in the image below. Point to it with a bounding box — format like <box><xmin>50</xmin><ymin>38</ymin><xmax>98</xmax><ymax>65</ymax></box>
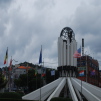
<box><xmin>73</xmin><ymin>47</ymin><xmax>81</xmax><ymax>58</ymax></box>
<box><xmin>35</xmin><ymin>67</ymin><xmax>38</xmax><ymax>76</ymax></box>
<box><xmin>51</xmin><ymin>70</ymin><xmax>55</xmax><ymax>76</ymax></box>
<box><xmin>90</xmin><ymin>70</ymin><xmax>95</xmax><ymax>75</ymax></box>
<box><xmin>9</xmin><ymin>56</ymin><xmax>12</xmax><ymax>71</ymax></box>
<box><xmin>42</xmin><ymin>67</ymin><xmax>46</xmax><ymax>77</ymax></box>
<box><xmin>39</xmin><ymin>45</ymin><xmax>42</xmax><ymax>64</ymax></box>
<box><xmin>79</xmin><ymin>70</ymin><xmax>84</xmax><ymax>76</ymax></box>
<box><xmin>4</xmin><ymin>47</ymin><xmax>8</xmax><ymax>64</ymax></box>
<box><xmin>42</xmin><ymin>73</ymin><xmax>45</xmax><ymax>77</ymax></box>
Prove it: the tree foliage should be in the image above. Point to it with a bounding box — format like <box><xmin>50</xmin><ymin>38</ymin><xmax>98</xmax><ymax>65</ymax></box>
<box><xmin>13</xmin><ymin>63</ymin><xmax>59</xmax><ymax>93</ymax></box>
<box><xmin>14</xmin><ymin>69</ymin><xmax>43</xmax><ymax>93</ymax></box>
<box><xmin>0</xmin><ymin>71</ymin><xmax>7</xmax><ymax>89</ymax></box>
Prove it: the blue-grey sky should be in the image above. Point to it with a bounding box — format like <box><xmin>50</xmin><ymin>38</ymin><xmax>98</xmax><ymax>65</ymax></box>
<box><xmin>0</xmin><ymin>0</ymin><xmax>101</xmax><ymax>69</ymax></box>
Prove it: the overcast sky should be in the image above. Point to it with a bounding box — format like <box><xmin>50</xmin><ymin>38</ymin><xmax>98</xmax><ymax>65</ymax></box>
<box><xmin>0</xmin><ymin>0</ymin><xmax>101</xmax><ymax>69</ymax></box>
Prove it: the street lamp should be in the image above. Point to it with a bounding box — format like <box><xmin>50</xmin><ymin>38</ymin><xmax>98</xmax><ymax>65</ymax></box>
<box><xmin>12</xmin><ymin>59</ymin><xmax>18</xmax><ymax>62</ymax></box>
<box><xmin>9</xmin><ymin>58</ymin><xmax>18</xmax><ymax>91</ymax></box>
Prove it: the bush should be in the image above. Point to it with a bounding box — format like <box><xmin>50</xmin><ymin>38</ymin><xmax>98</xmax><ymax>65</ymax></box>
<box><xmin>0</xmin><ymin>98</ymin><xmax>20</xmax><ymax>101</ymax></box>
<box><xmin>0</xmin><ymin>98</ymin><xmax>34</xmax><ymax>101</ymax></box>
<box><xmin>0</xmin><ymin>92</ymin><xmax>22</xmax><ymax>99</ymax></box>
<box><xmin>16</xmin><ymin>91</ymin><xmax>25</xmax><ymax>97</ymax></box>
<box><xmin>0</xmin><ymin>81</ymin><xmax>8</xmax><ymax>90</ymax></box>
<box><xmin>50</xmin><ymin>97</ymin><xmax>73</xmax><ymax>101</ymax></box>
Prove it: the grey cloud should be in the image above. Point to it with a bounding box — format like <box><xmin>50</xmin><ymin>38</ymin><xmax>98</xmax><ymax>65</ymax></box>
<box><xmin>34</xmin><ymin>0</ymin><xmax>55</xmax><ymax>10</ymax></box>
<box><xmin>71</xmin><ymin>1</ymin><xmax>101</xmax><ymax>69</ymax></box>
<box><xmin>72</xmin><ymin>3</ymin><xmax>101</xmax><ymax>35</ymax></box>
<box><xmin>0</xmin><ymin>0</ymin><xmax>101</xmax><ymax>69</ymax></box>
<box><xmin>91</xmin><ymin>0</ymin><xmax>101</xmax><ymax>6</ymax></box>
<box><xmin>0</xmin><ymin>0</ymin><xmax>12</xmax><ymax>9</ymax></box>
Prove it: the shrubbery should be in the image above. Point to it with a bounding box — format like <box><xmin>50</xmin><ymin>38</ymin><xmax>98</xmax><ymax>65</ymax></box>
<box><xmin>0</xmin><ymin>81</ymin><xmax>8</xmax><ymax>90</ymax></box>
<box><xmin>0</xmin><ymin>92</ymin><xmax>22</xmax><ymax>99</ymax></box>
<box><xmin>0</xmin><ymin>98</ymin><xmax>34</xmax><ymax>101</ymax></box>
<box><xmin>16</xmin><ymin>90</ymin><xmax>25</xmax><ymax>97</ymax></box>
<box><xmin>50</xmin><ymin>97</ymin><xmax>73</xmax><ymax>101</ymax></box>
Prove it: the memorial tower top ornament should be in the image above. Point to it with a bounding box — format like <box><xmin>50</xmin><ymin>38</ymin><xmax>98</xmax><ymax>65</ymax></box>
<box><xmin>60</xmin><ymin>27</ymin><xmax>75</xmax><ymax>43</ymax></box>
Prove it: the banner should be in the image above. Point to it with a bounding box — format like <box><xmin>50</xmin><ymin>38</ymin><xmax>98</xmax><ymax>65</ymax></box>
<box><xmin>51</xmin><ymin>70</ymin><xmax>55</xmax><ymax>76</ymax></box>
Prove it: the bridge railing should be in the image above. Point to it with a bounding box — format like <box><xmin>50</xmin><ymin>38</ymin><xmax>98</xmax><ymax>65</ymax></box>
<box><xmin>67</xmin><ymin>77</ymin><xmax>78</xmax><ymax>101</ymax></box>
<box><xmin>71</xmin><ymin>78</ymin><xmax>101</xmax><ymax>101</ymax></box>
<box><xmin>22</xmin><ymin>78</ymin><xmax>63</xmax><ymax>101</ymax></box>
<box><xmin>47</xmin><ymin>77</ymin><xmax>66</xmax><ymax>101</ymax></box>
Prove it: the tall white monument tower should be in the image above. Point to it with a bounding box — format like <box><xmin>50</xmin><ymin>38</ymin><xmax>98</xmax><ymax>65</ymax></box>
<box><xmin>57</xmin><ymin>27</ymin><xmax>77</xmax><ymax>76</ymax></box>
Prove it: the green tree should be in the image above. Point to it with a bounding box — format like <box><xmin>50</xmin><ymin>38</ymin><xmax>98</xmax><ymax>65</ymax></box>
<box><xmin>14</xmin><ymin>69</ymin><xmax>43</xmax><ymax>93</ymax></box>
<box><xmin>0</xmin><ymin>71</ymin><xmax>7</xmax><ymax>89</ymax></box>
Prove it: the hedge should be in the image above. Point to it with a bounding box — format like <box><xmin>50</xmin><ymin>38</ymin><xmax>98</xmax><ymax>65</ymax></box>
<box><xmin>0</xmin><ymin>92</ymin><xmax>22</xmax><ymax>99</ymax></box>
<box><xmin>0</xmin><ymin>81</ymin><xmax>8</xmax><ymax>90</ymax></box>
<box><xmin>0</xmin><ymin>92</ymin><xmax>38</xmax><ymax>101</ymax></box>
<box><xmin>0</xmin><ymin>98</ymin><xmax>34</xmax><ymax>101</ymax></box>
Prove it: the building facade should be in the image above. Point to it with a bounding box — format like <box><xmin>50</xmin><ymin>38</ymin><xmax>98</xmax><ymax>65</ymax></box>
<box><xmin>77</xmin><ymin>55</ymin><xmax>99</xmax><ymax>87</ymax></box>
<box><xmin>99</xmin><ymin>70</ymin><xmax>101</xmax><ymax>87</ymax></box>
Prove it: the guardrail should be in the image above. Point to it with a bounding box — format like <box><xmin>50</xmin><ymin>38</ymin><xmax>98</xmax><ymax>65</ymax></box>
<box><xmin>47</xmin><ymin>77</ymin><xmax>66</xmax><ymax>101</ymax></box>
<box><xmin>22</xmin><ymin>77</ymin><xmax>101</xmax><ymax>101</ymax></box>
<box><xmin>71</xmin><ymin>78</ymin><xmax>101</xmax><ymax>101</ymax></box>
<box><xmin>22</xmin><ymin>78</ymin><xmax>63</xmax><ymax>101</ymax></box>
<box><xmin>67</xmin><ymin>77</ymin><xmax>78</xmax><ymax>101</ymax></box>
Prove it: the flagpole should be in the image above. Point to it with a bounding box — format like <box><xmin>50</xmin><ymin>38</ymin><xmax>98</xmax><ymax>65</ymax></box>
<box><xmin>86</xmin><ymin>55</ymin><xmax>87</xmax><ymax>82</ymax></box>
<box><xmin>9</xmin><ymin>56</ymin><xmax>12</xmax><ymax>91</ymax></box>
<box><xmin>35</xmin><ymin>65</ymin><xmax>37</xmax><ymax>90</ymax></box>
<box><xmin>27</xmin><ymin>64</ymin><xmax>28</xmax><ymax>93</ymax></box>
<box><xmin>7</xmin><ymin>47</ymin><xmax>9</xmax><ymax>91</ymax></box>
<box><xmin>43</xmin><ymin>58</ymin><xmax>46</xmax><ymax>85</ymax></box>
<box><xmin>39</xmin><ymin>45</ymin><xmax>42</xmax><ymax>101</ymax></box>
<box><xmin>4</xmin><ymin>47</ymin><xmax>8</xmax><ymax>91</ymax></box>
<box><xmin>5</xmin><ymin>47</ymin><xmax>8</xmax><ymax>80</ymax></box>
<box><xmin>54</xmin><ymin>70</ymin><xmax>55</xmax><ymax>80</ymax></box>
<box><xmin>40</xmin><ymin>64</ymin><xmax>42</xmax><ymax>101</ymax></box>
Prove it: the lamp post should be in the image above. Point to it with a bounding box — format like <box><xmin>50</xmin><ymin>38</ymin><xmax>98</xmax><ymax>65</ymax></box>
<box><xmin>10</xmin><ymin>58</ymin><xmax>18</xmax><ymax>91</ymax></box>
<box><xmin>12</xmin><ymin>59</ymin><xmax>18</xmax><ymax>62</ymax></box>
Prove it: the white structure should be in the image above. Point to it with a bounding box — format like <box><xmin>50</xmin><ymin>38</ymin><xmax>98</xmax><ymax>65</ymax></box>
<box><xmin>22</xmin><ymin>27</ymin><xmax>101</xmax><ymax>101</ymax></box>
<box><xmin>58</xmin><ymin>27</ymin><xmax>77</xmax><ymax>67</ymax></box>
<box><xmin>22</xmin><ymin>77</ymin><xmax>101</xmax><ymax>101</ymax></box>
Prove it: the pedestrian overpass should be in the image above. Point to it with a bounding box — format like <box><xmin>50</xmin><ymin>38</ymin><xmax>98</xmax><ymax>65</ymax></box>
<box><xmin>22</xmin><ymin>77</ymin><xmax>101</xmax><ymax>101</ymax></box>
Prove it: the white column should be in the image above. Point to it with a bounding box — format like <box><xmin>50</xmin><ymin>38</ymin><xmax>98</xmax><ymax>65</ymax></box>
<box><xmin>58</xmin><ymin>37</ymin><xmax>63</xmax><ymax>66</ymax></box>
<box><xmin>70</xmin><ymin>41</ymin><xmax>74</xmax><ymax>66</ymax></box>
<box><xmin>61</xmin><ymin>39</ymin><xmax>64</xmax><ymax>66</ymax></box>
<box><xmin>73</xmin><ymin>40</ymin><xmax>77</xmax><ymax>67</ymax></box>
<box><xmin>63</xmin><ymin>41</ymin><xmax>66</xmax><ymax>66</ymax></box>
<box><xmin>58</xmin><ymin>37</ymin><xmax>61</xmax><ymax>67</ymax></box>
<box><xmin>67</xmin><ymin>38</ymin><xmax>70</xmax><ymax>66</ymax></box>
